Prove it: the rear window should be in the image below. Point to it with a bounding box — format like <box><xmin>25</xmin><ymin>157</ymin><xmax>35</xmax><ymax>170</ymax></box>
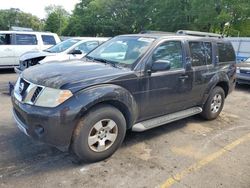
<box><xmin>42</xmin><ymin>35</ymin><xmax>56</xmax><ymax>45</ymax></box>
<box><xmin>0</xmin><ymin>34</ymin><xmax>12</xmax><ymax>45</ymax></box>
<box><xmin>217</xmin><ymin>43</ymin><xmax>235</xmax><ymax>62</ymax></box>
<box><xmin>15</xmin><ymin>34</ymin><xmax>37</xmax><ymax>45</ymax></box>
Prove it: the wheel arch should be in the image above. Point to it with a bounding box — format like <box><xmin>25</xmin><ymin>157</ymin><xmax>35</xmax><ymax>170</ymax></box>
<box><xmin>74</xmin><ymin>84</ymin><xmax>138</xmax><ymax>130</ymax></box>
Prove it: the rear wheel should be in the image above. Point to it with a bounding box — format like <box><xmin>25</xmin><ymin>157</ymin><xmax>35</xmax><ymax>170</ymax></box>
<box><xmin>201</xmin><ymin>86</ymin><xmax>225</xmax><ymax>120</ymax></box>
<box><xmin>72</xmin><ymin>104</ymin><xmax>126</xmax><ymax>163</ymax></box>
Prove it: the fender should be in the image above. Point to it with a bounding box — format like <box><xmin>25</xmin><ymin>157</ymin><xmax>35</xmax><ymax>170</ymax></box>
<box><xmin>74</xmin><ymin>84</ymin><xmax>138</xmax><ymax>129</ymax></box>
<box><xmin>201</xmin><ymin>71</ymin><xmax>229</xmax><ymax>105</ymax></box>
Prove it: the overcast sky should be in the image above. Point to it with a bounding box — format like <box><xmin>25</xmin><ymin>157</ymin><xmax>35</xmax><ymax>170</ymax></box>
<box><xmin>0</xmin><ymin>0</ymin><xmax>80</xmax><ymax>19</ymax></box>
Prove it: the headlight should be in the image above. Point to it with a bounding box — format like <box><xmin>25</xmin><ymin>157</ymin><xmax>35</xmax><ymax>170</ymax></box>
<box><xmin>35</xmin><ymin>87</ymin><xmax>73</xmax><ymax>107</ymax></box>
<box><xmin>236</xmin><ymin>67</ymin><xmax>240</xmax><ymax>73</ymax></box>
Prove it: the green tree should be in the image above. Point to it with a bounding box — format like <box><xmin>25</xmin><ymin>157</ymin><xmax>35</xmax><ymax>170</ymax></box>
<box><xmin>44</xmin><ymin>5</ymin><xmax>69</xmax><ymax>35</ymax></box>
<box><xmin>0</xmin><ymin>8</ymin><xmax>43</xmax><ymax>31</ymax></box>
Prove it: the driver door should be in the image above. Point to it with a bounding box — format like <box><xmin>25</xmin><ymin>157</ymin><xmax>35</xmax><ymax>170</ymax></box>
<box><xmin>138</xmin><ymin>40</ymin><xmax>193</xmax><ymax>120</ymax></box>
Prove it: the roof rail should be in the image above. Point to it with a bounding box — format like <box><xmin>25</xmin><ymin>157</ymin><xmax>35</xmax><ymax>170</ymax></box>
<box><xmin>177</xmin><ymin>30</ymin><xmax>223</xmax><ymax>38</ymax></box>
<box><xmin>10</xmin><ymin>26</ymin><xmax>34</xmax><ymax>32</ymax></box>
<box><xmin>140</xmin><ymin>30</ymin><xmax>174</xmax><ymax>35</ymax></box>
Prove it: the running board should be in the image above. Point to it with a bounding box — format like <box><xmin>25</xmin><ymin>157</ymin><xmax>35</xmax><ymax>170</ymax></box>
<box><xmin>132</xmin><ymin>107</ymin><xmax>202</xmax><ymax>132</ymax></box>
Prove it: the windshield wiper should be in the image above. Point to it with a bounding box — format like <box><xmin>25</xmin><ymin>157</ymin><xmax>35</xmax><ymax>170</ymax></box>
<box><xmin>85</xmin><ymin>56</ymin><xmax>121</xmax><ymax>68</ymax></box>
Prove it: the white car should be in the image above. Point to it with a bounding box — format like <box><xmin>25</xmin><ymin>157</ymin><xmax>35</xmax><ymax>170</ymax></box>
<box><xmin>15</xmin><ymin>37</ymin><xmax>109</xmax><ymax>73</ymax></box>
<box><xmin>0</xmin><ymin>31</ymin><xmax>60</xmax><ymax>68</ymax></box>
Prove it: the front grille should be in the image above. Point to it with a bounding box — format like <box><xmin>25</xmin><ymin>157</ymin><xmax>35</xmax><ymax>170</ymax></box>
<box><xmin>31</xmin><ymin>87</ymin><xmax>43</xmax><ymax>103</ymax></box>
<box><xmin>14</xmin><ymin>77</ymin><xmax>44</xmax><ymax>105</ymax></box>
<box><xmin>19</xmin><ymin>78</ymin><xmax>30</xmax><ymax>96</ymax></box>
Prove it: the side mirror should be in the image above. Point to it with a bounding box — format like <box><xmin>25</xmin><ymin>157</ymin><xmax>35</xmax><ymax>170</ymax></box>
<box><xmin>151</xmin><ymin>60</ymin><xmax>171</xmax><ymax>72</ymax></box>
<box><xmin>69</xmin><ymin>49</ymin><xmax>82</xmax><ymax>55</ymax></box>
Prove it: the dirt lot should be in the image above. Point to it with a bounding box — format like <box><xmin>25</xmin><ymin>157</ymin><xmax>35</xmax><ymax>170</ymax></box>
<box><xmin>0</xmin><ymin>69</ymin><xmax>250</xmax><ymax>188</ymax></box>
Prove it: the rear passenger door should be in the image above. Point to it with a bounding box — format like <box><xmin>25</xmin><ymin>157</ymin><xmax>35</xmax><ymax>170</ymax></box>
<box><xmin>13</xmin><ymin>33</ymin><xmax>39</xmax><ymax>65</ymax></box>
<box><xmin>187</xmin><ymin>41</ymin><xmax>215</xmax><ymax>105</ymax></box>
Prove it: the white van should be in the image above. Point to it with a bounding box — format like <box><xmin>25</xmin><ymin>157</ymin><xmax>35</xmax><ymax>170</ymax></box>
<box><xmin>0</xmin><ymin>31</ymin><xmax>60</xmax><ymax>68</ymax></box>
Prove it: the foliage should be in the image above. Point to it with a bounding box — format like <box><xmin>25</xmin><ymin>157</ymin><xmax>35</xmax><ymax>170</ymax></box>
<box><xmin>44</xmin><ymin>5</ymin><xmax>69</xmax><ymax>35</ymax></box>
<box><xmin>0</xmin><ymin>8</ymin><xmax>43</xmax><ymax>31</ymax></box>
<box><xmin>0</xmin><ymin>1</ymin><xmax>250</xmax><ymax>37</ymax></box>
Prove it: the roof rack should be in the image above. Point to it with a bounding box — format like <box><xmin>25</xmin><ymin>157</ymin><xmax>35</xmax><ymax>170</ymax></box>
<box><xmin>177</xmin><ymin>30</ymin><xmax>223</xmax><ymax>38</ymax></box>
<box><xmin>140</xmin><ymin>30</ymin><xmax>174</xmax><ymax>35</ymax></box>
<box><xmin>10</xmin><ymin>26</ymin><xmax>33</xmax><ymax>32</ymax></box>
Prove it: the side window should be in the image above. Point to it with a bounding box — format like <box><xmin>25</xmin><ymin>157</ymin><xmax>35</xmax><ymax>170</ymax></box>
<box><xmin>217</xmin><ymin>43</ymin><xmax>236</xmax><ymax>62</ymax></box>
<box><xmin>0</xmin><ymin>34</ymin><xmax>11</xmax><ymax>45</ymax></box>
<box><xmin>204</xmin><ymin>42</ymin><xmax>212</xmax><ymax>64</ymax></box>
<box><xmin>75</xmin><ymin>41</ymin><xmax>99</xmax><ymax>53</ymax></box>
<box><xmin>152</xmin><ymin>41</ymin><xmax>183</xmax><ymax>70</ymax></box>
<box><xmin>189</xmin><ymin>42</ymin><xmax>206</xmax><ymax>67</ymax></box>
<box><xmin>15</xmin><ymin>34</ymin><xmax>37</xmax><ymax>45</ymax></box>
<box><xmin>42</xmin><ymin>35</ymin><xmax>56</xmax><ymax>45</ymax></box>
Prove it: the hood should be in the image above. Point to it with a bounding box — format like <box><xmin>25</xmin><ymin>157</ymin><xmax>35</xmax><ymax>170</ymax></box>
<box><xmin>20</xmin><ymin>50</ymin><xmax>57</xmax><ymax>61</ymax></box>
<box><xmin>22</xmin><ymin>60</ymin><xmax>134</xmax><ymax>92</ymax></box>
<box><xmin>237</xmin><ymin>62</ymin><xmax>250</xmax><ymax>68</ymax></box>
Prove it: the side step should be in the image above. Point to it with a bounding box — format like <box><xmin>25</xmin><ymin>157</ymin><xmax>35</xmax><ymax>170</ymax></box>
<box><xmin>132</xmin><ymin>107</ymin><xmax>202</xmax><ymax>132</ymax></box>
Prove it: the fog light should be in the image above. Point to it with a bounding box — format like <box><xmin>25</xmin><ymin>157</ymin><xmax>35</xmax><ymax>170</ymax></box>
<box><xmin>35</xmin><ymin>125</ymin><xmax>44</xmax><ymax>137</ymax></box>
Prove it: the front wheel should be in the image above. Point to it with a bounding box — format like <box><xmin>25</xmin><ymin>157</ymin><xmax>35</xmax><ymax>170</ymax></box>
<box><xmin>201</xmin><ymin>86</ymin><xmax>225</xmax><ymax>120</ymax></box>
<box><xmin>72</xmin><ymin>104</ymin><xmax>126</xmax><ymax>163</ymax></box>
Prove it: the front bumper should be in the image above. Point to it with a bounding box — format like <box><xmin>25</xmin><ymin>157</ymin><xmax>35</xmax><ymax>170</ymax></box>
<box><xmin>236</xmin><ymin>73</ymin><xmax>250</xmax><ymax>85</ymax></box>
<box><xmin>11</xmin><ymin>94</ymin><xmax>81</xmax><ymax>151</ymax></box>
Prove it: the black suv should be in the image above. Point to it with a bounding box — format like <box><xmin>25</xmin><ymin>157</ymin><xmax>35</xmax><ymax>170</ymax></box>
<box><xmin>12</xmin><ymin>31</ymin><xmax>236</xmax><ymax>162</ymax></box>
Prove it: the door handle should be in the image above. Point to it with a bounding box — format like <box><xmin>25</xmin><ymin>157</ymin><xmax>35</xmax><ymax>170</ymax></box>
<box><xmin>179</xmin><ymin>75</ymin><xmax>189</xmax><ymax>80</ymax></box>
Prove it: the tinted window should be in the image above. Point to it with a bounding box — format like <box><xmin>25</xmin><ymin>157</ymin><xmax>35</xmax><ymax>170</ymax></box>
<box><xmin>15</xmin><ymin>34</ymin><xmax>37</xmax><ymax>45</ymax></box>
<box><xmin>217</xmin><ymin>43</ymin><xmax>235</xmax><ymax>62</ymax></box>
<box><xmin>42</xmin><ymin>35</ymin><xmax>56</xmax><ymax>45</ymax></box>
<box><xmin>75</xmin><ymin>41</ymin><xmax>99</xmax><ymax>53</ymax></box>
<box><xmin>189</xmin><ymin>42</ymin><xmax>206</xmax><ymax>67</ymax></box>
<box><xmin>204</xmin><ymin>42</ymin><xmax>212</xmax><ymax>64</ymax></box>
<box><xmin>0</xmin><ymin>34</ymin><xmax>11</xmax><ymax>45</ymax></box>
<box><xmin>153</xmin><ymin>41</ymin><xmax>183</xmax><ymax>70</ymax></box>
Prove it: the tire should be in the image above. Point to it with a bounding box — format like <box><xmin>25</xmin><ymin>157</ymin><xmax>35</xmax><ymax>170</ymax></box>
<box><xmin>72</xmin><ymin>104</ymin><xmax>126</xmax><ymax>163</ymax></box>
<box><xmin>201</xmin><ymin>86</ymin><xmax>225</xmax><ymax>120</ymax></box>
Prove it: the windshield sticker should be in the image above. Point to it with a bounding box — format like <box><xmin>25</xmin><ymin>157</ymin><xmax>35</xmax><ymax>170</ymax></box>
<box><xmin>138</xmin><ymin>37</ymin><xmax>155</xmax><ymax>43</ymax></box>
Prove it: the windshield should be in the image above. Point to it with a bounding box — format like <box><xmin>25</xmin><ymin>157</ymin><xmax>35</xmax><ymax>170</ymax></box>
<box><xmin>86</xmin><ymin>36</ymin><xmax>155</xmax><ymax>68</ymax></box>
<box><xmin>46</xmin><ymin>39</ymin><xmax>81</xmax><ymax>53</ymax></box>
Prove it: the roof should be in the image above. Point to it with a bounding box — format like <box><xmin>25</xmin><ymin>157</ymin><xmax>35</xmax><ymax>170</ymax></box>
<box><xmin>0</xmin><ymin>30</ymin><xmax>58</xmax><ymax>35</ymax></box>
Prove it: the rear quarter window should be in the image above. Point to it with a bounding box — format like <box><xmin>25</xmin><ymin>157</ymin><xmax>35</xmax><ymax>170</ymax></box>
<box><xmin>15</xmin><ymin>34</ymin><xmax>37</xmax><ymax>45</ymax></box>
<box><xmin>217</xmin><ymin>42</ymin><xmax>236</xmax><ymax>62</ymax></box>
<box><xmin>42</xmin><ymin>35</ymin><xmax>56</xmax><ymax>45</ymax></box>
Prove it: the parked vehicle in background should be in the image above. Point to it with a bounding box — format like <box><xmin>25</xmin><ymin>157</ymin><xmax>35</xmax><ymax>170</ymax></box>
<box><xmin>0</xmin><ymin>30</ymin><xmax>60</xmax><ymax>69</ymax></box>
<box><xmin>12</xmin><ymin>31</ymin><xmax>236</xmax><ymax>163</ymax></box>
<box><xmin>226</xmin><ymin>37</ymin><xmax>250</xmax><ymax>63</ymax></box>
<box><xmin>15</xmin><ymin>37</ymin><xmax>109</xmax><ymax>73</ymax></box>
<box><xmin>236</xmin><ymin>57</ymin><xmax>250</xmax><ymax>85</ymax></box>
